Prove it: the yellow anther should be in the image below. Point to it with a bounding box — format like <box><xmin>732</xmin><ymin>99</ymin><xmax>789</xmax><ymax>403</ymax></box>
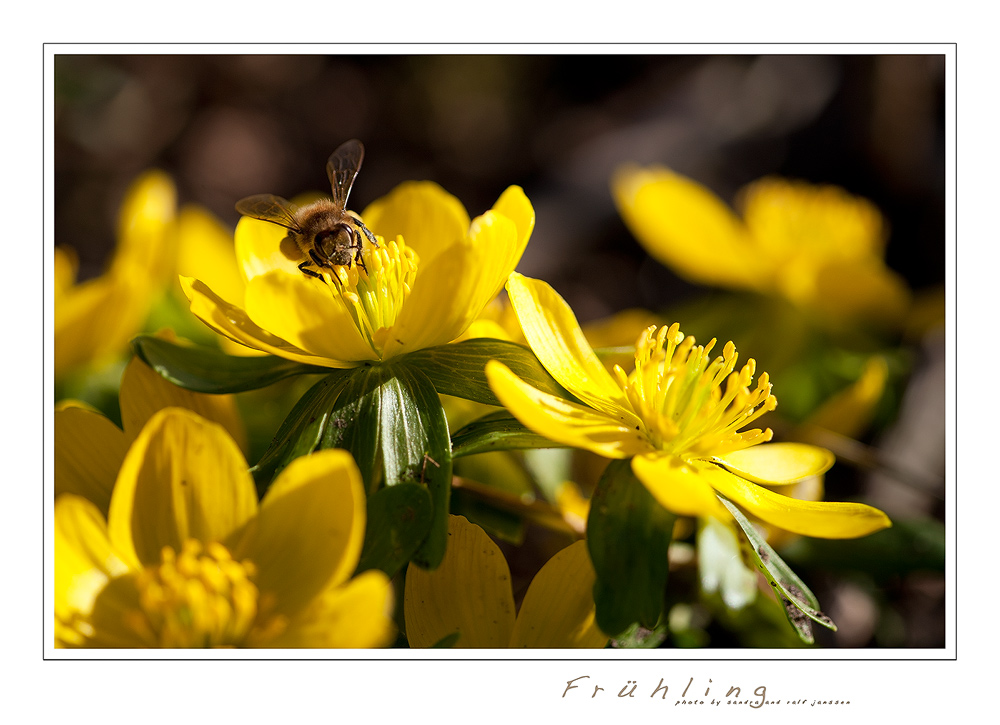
<box><xmin>122</xmin><ymin>538</ymin><xmax>276</xmax><ymax>648</ymax></box>
<box><xmin>615</xmin><ymin>323</ymin><xmax>777</xmax><ymax>461</ymax></box>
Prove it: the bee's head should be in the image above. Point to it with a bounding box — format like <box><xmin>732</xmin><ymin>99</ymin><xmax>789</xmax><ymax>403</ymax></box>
<box><xmin>315</xmin><ymin>223</ymin><xmax>357</xmax><ymax>266</ymax></box>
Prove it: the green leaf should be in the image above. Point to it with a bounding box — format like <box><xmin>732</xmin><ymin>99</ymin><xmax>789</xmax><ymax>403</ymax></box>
<box><xmin>587</xmin><ymin>459</ymin><xmax>676</xmax><ymax>636</ymax></box>
<box><xmin>405</xmin><ymin>338</ymin><xmax>573</xmax><ymax>406</ymax></box>
<box><xmin>356</xmin><ymin>483</ymin><xmax>433</xmax><ymax>578</ymax></box>
<box><xmin>451</xmin><ymin>411</ymin><xmax>570</xmax><ymax>458</ymax></box>
<box><xmin>610</xmin><ymin>620</ymin><xmax>669</xmax><ymax>649</ymax></box>
<box><xmin>132</xmin><ymin>335</ymin><xmax>331</xmax><ymax>393</ymax></box>
<box><xmin>250</xmin><ymin>373</ymin><xmax>351</xmax><ymax>497</ymax></box>
<box><xmin>718</xmin><ymin>495</ymin><xmax>835</xmax><ymax>644</ymax></box>
<box><xmin>322</xmin><ymin>363</ymin><xmax>453</xmax><ymax>570</ymax></box>
<box><xmin>248</xmin><ymin>361</ymin><xmax>453</xmax><ymax>570</ymax></box>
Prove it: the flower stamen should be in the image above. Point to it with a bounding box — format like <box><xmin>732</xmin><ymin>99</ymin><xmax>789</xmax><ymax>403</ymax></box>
<box><xmin>617</xmin><ymin>324</ymin><xmax>776</xmax><ymax>461</ymax></box>
<box><xmin>127</xmin><ymin>539</ymin><xmax>265</xmax><ymax>648</ymax></box>
<box><xmin>321</xmin><ymin>235</ymin><xmax>419</xmax><ymax>357</ymax></box>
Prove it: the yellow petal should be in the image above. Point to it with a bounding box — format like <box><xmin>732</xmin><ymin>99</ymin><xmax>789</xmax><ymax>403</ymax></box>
<box><xmin>457</xmin><ymin>293</ymin><xmax>524</xmax><ymax>344</ymax></box>
<box><xmin>404</xmin><ymin>515</ymin><xmax>516</xmax><ymax>648</ymax></box>
<box><xmin>459</xmin><ymin>318</ymin><xmax>518</xmax><ymax>342</ymax></box>
<box><xmin>707</xmin><ymin>466</ymin><xmax>892</xmax><ymax>538</ymax></box>
<box><xmin>56</xmin><ymin>171</ymin><xmax>175</xmax><ymax>378</ymax></box>
<box><xmin>263</xmin><ymin>570</ymin><xmax>395</xmax><ymax>648</ymax></box>
<box><xmin>107</xmin><ymin>408</ymin><xmax>258</xmax><ymax>568</ymax></box>
<box><xmin>383</xmin><ymin>211</ymin><xmax>520</xmax><ymax>358</ymax></box>
<box><xmin>804</xmin><ymin>356</ymin><xmax>888</xmax><ymax>439</ymax></box>
<box><xmin>740</xmin><ymin>177</ymin><xmax>886</xmax><ymax>262</ymax></box>
<box><xmin>175</xmin><ymin>205</ymin><xmax>246</xmax><ymax>306</ymax></box>
<box><xmin>119</xmin><ymin>355</ymin><xmax>248</xmax><ymax>453</ymax></box>
<box><xmin>54</xmin><ymin>268</ymin><xmax>152</xmax><ymax>377</ymax></box>
<box><xmin>469</xmin><ymin>208</ymin><xmax>529</xmax><ymax>305</ymax></box>
<box><xmin>612</xmin><ymin>165</ymin><xmax>766</xmax><ymax>289</ymax></box>
<box><xmin>360</xmin><ymin>180</ymin><xmax>471</xmax><ymax>268</ymax></box>
<box><xmin>712</xmin><ymin>442</ymin><xmax>834</xmax><ymax>485</ymax></box>
<box><xmin>110</xmin><ymin>169</ymin><xmax>177</xmax><ymax>284</ymax></box>
<box><xmin>630</xmin><ymin>455</ymin><xmax>730</xmax><ymax>519</ymax></box>
<box><xmin>810</xmin><ymin>258</ymin><xmax>911</xmax><ymax>328</ymax></box>
<box><xmin>760</xmin><ymin>475</ymin><xmax>825</xmax><ymax>549</ymax></box>
<box><xmin>54</xmin><ymin>495</ymin><xmax>129</xmax><ymax>646</ymax></box>
<box><xmin>486</xmin><ymin>361</ymin><xmax>650</xmax><ymax>459</ymax></box>
<box><xmin>509</xmin><ymin>540</ymin><xmax>607</xmax><ymax>648</ymax></box>
<box><xmin>235</xmin><ymin>216</ymin><xmax>302</xmax><ymax>285</ymax></box>
<box><xmin>181</xmin><ymin>276</ymin><xmax>348</xmax><ymax>367</ymax></box>
<box><xmin>236</xmin><ymin>449</ymin><xmax>366</xmax><ymax>618</ymax></box>
<box><xmin>506</xmin><ymin>273</ymin><xmax>636</xmax><ymax>420</ymax></box>
<box><xmin>490</xmin><ymin>185</ymin><xmax>535</xmax><ymax>266</ymax></box>
<box><xmin>54</xmin><ymin>402</ymin><xmax>129</xmax><ymax>517</ymax></box>
<box><xmin>244</xmin><ymin>270</ymin><xmax>378</xmax><ymax>363</ymax></box>
<box><xmin>83</xmin><ymin>574</ymin><xmax>157</xmax><ymax>647</ymax></box>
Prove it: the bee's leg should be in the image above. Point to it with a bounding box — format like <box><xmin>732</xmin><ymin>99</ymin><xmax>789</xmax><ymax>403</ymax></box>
<box><xmin>298</xmin><ymin>260</ymin><xmax>326</xmax><ymax>283</ymax></box>
<box><xmin>351</xmin><ymin>217</ymin><xmax>380</xmax><ymax>248</ymax></box>
<box><xmin>354</xmin><ymin>244</ymin><xmax>368</xmax><ymax>274</ymax></box>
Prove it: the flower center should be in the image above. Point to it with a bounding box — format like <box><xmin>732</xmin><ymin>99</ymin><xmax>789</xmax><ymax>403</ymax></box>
<box><xmin>613</xmin><ymin>323</ymin><xmax>777</xmax><ymax>460</ymax></box>
<box><xmin>125</xmin><ymin>539</ymin><xmax>283</xmax><ymax>648</ymax></box>
<box><xmin>323</xmin><ymin>235</ymin><xmax>419</xmax><ymax>356</ymax></box>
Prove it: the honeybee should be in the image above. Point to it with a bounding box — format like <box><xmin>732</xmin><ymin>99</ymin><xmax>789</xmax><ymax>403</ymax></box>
<box><xmin>236</xmin><ymin>139</ymin><xmax>379</xmax><ymax>281</ymax></box>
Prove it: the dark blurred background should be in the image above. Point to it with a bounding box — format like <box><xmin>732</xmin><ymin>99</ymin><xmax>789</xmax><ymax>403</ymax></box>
<box><xmin>54</xmin><ymin>54</ymin><xmax>945</xmax><ymax>315</ymax></box>
<box><xmin>53</xmin><ymin>53</ymin><xmax>948</xmax><ymax>648</ymax></box>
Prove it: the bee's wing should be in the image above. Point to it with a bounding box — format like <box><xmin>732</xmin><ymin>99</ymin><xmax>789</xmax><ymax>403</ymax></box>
<box><xmin>235</xmin><ymin>194</ymin><xmax>301</xmax><ymax>231</ymax></box>
<box><xmin>326</xmin><ymin>139</ymin><xmax>364</xmax><ymax>210</ymax></box>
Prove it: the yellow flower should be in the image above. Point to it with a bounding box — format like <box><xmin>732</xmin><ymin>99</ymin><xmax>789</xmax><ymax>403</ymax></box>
<box><xmin>404</xmin><ymin>515</ymin><xmax>607</xmax><ymax>648</ymax></box>
<box><xmin>182</xmin><ymin>180</ymin><xmax>534</xmax><ymax>367</ymax></box>
<box><xmin>171</xmin><ymin>204</ymin><xmax>268</xmax><ymax>357</ymax></box>
<box><xmin>55</xmin><ymin>171</ymin><xmax>176</xmax><ymax>378</ymax></box>
<box><xmin>485</xmin><ymin>273</ymin><xmax>891</xmax><ymax>539</ymax></box>
<box><xmin>611</xmin><ymin>167</ymin><xmax>911</xmax><ymax>328</ymax></box>
<box><xmin>55</xmin><ymin>407</ymin><xmax>394</xmax><ymax>648</ymax></box>
<box><xmin>55</xmin><ymin>353</ymin><xmax>247</xmax><ymax>518</ymax></box>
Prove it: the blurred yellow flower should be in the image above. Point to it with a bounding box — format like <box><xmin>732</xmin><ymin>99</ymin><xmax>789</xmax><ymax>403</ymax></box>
<box><xmin>175</xmin><ymin>205</ymin><xmax>246</xmax><ymax>307</ymax></box>
<box><xmin>55</xmin><ymin>171</ymin><xmax>176</xmax><ymax>378</ymax></box>
<box><xmin>404</xmin><ymin>515</ymin><xmax>606</xmax><ymax>648</ymax></box>
<box><xmin>55</xmin><ymin>353</ymin><xmax>247</xmax><ymax>517</ymax></box>
<box><xmin>612</xmin><ymin>167</ymin><xmax>911</xmax><ymax>329</ymax></box>
<box><xmin>55</xmin><ymin>407</ymin><xmax>393</xmax><ymax>648</ymax></box>
<box><xmin>486</xmin><ymin>273</ymin><xmax>891</xmax><ymax>539</ymax></box>
<box><xmin>182</xmin><ymin>181</ymin><xmax>534</xmax><ymax>367</ymax></box>
<box><xmin>172</xmin><ymin>204</ymin><xmax>266</xmax><ymax>356</ymax></box>
<box><xmin>803</xmin><ymin>355</ymin><xmax>889</xmax><ymax>440</ymax></box>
